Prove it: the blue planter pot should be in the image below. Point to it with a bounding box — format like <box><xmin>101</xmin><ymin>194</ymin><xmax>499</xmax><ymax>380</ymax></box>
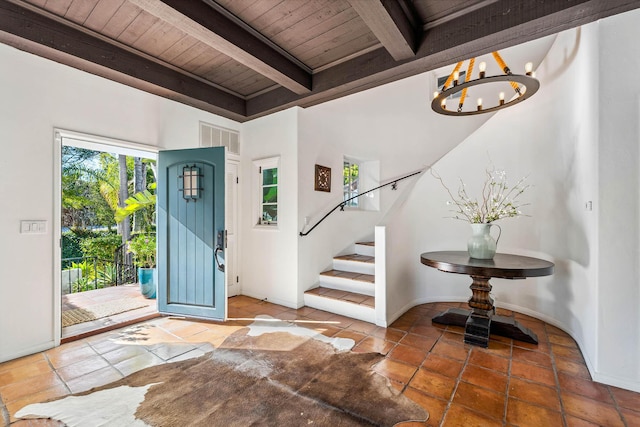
<box><xmin>138</xmin><ymin>268</ymin><xmax>157</xmax><ymax>299</ymax></box>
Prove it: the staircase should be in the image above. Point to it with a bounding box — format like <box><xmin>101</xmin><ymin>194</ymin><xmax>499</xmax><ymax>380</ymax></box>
<box><xmin>303</xmin><ymin>241</ymin><xmax>376</xmax><ymax>323</ymax></box>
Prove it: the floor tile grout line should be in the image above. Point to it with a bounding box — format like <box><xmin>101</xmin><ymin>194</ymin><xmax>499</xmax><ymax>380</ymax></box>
<box><xmin>545</xmin><ymin>322</ymin><xmax>570</xmax><ymax>427</ymax></box>
<box><xmin>86</xmin><ymin>338</ymin><xmax>129</xmax><ymax>382</ymax></box>
<box><xmin>606</xmin><ymin>383</ymin><xmax>630</xmax><ymax>427</ymax></box>
<box><xmin>503</xmin><ymin>342</ymin><xmax>513</xmax><ymax>425</ymax></box>
<box><xmin>42</xmin><ymin>352</ymin><xmax>72</xmax><ymax>396</ymax></box>
<box><xmin>53</xmin><ymin>339</ymin><xmax>122</xmax><ymax>392</ymax></box>
<box><xmin>438</xmin><ymin>335</ymin><xmax>473</xmax><ymax>426</ymax></box>
<box><xmin>386</xmin><ymin>325</ymin><xmax>428</xmax><ymax>395</ymax></box>
<box><xmin>0</xmin><ymin>393</ymin><xmax>9</xmax><ymax>426</ymax></box>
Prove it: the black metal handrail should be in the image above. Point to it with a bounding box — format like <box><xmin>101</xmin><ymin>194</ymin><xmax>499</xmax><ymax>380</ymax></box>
<box><xmin>61</xmin><ymin>256</ymin><xmax>121</xmax><ymax>294</ymax></box>
<box><xmin>299</xmin><ymin>170</ymin><xmax>424</xmax><ymax>237</ymax></box>
<box><xmin>114</xmin><ymin>241</ymin><xmax>137</xmax><ymax>286</ymax></box>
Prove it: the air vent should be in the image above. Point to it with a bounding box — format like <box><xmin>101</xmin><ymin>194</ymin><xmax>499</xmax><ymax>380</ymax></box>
<box><xmin>200</xmin><ymin>122</ymin><xmax>240</xmax><ymax>155</ymax></box>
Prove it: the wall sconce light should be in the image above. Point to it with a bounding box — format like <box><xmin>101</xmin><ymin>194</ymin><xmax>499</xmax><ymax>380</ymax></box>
<box><xmin>181</xmin><ymin>165</ymin><xmax>202</xmax><ymax>202</ymax></box>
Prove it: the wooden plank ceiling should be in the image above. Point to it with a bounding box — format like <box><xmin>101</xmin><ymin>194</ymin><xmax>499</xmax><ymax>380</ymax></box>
<box><xmin>1</xmin><ymin>0</ymin><xmax>640</xmax><ymax>122</ymax></box>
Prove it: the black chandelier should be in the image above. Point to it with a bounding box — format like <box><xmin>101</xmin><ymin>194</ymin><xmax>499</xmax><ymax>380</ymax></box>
<box><xmin>431</xmin><ymin>51</ymin><xmax>539</xmax><ymax>116</ymax></box>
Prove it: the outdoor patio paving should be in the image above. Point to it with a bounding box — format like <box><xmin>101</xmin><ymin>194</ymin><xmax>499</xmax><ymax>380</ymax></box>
<box><xmin>62</xmin><ymin>284</ymin><xmax>158</xmax><ymax>341</ymax></box>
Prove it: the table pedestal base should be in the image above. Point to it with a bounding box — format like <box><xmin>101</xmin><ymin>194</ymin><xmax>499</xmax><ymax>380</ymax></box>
<box><xmin>432</xmin><ymin>308</ymin><xmax>538</xmax><ymax>346</ymax></box>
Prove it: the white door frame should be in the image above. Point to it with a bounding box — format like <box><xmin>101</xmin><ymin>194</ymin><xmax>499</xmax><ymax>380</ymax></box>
<box><xmin>53</xmin><ymin>129</ymin><xmax>158</xmax><ymax>345</ymax></box>
<box><xmin>226</xmin><ymin>159</ymin><xmax>240</xmax><ymax>296</ymax></box>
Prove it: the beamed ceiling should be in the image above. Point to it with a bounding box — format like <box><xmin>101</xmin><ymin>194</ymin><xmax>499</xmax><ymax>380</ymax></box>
<box><xmin>1</xmin><ymin>0</ymin><xmax>639</xmax><ymax>122</ymax></box>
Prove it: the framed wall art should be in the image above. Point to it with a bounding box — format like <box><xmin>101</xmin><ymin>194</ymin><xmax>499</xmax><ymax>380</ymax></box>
<box><xmin>314</xmin><ymin>164</ymin><xmax>331</xmax><ymax>192</ymax></box>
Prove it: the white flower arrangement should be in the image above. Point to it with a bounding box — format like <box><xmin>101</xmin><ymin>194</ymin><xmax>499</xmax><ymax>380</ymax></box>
<box><xmin>432</xmin><ymin>166</ymin><xmax>530</xmax><ymax>223</ymax></box>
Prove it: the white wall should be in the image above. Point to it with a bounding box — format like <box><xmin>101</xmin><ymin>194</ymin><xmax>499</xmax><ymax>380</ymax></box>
<box><xmin>597</xmin><ymin>10</ymin><xmax>640</xmax><ymax>388</ymax></box>
<box><xmin>380</xmin><ymin>11</ymin><xmax>640</xmax><ymax>392</ymax></box>
<box><xmin>292</xmin><ymin>11</ymin><xmax>640</xmax><ymax>392</ymax></box>
<box><xmin>295</xmin><ymin>72</ymin><xmax>491</xmax><ymax>297</ymax></box>
<box><xmin>383</xmin><ymin>23</ymin><xmax>599</xmax><ymax>343</ymax></box>
<box><xmin>294</xmin><ymin>36</ymin><xmax>555</xmax><ymax>299</ymax></box>
<box><xmin>240</xmin><ymin>108</ymin><xmax>300</xmax><ymax>307</ymax></box>
<box><xmin>0</xmin><ymin>42</ymin><xmax>239</xmax><ymax>362</ymax></box>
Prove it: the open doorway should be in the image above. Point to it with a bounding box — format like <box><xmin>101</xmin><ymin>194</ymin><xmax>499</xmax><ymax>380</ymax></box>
<box><xmin>54</xmin><ymin>130</ymin><xmax>159</xmax><ymax>342</ymax></box>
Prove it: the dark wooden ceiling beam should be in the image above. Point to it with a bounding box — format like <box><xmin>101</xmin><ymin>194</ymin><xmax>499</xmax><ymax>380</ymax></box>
<box><xmin>347</xmin><ymin>0</ymin><xmax>417</xmax><ymax>61</ymax></box>
<box><xmin>247</xmin><ymin>0</ymin><xmax>640</xmax><ymax>118</ymax></box>
<box><xmin>130</xmin><ymin>0</ymin><xmax>312</xmax><ymax>95</ymax></box>
<box><xmin>0</xmin><ymin>0</ymin><xmax>247</xmax><ymax>120</ymax></box>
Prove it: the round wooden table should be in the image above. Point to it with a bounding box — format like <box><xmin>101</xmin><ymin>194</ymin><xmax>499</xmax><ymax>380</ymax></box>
<box><xmin>420</xmin><ymin>251</ymin><xmax>554</xmax><ymax>347</ymax></box>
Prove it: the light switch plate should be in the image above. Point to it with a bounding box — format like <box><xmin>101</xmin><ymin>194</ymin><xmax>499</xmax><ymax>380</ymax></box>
<box><xmin>21</xmin><ymin>220</ymin><xmax>47</xmax><ymax>234</ymax></box>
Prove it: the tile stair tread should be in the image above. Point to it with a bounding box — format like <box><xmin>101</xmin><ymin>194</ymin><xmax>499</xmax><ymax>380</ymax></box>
<box><xmin>305</xmin><ymin>287</ymin><xmax>375</xmax><ymax>307</ymax></box>
<box><xmin>320</xmin><ymin>269</ymin><xmax>374</xmax><ymax>283</ymax></box>
<box><xmin>334</xmin><ymin>254</ymin><xmax>375</xmax><ymax>263</ymax></box>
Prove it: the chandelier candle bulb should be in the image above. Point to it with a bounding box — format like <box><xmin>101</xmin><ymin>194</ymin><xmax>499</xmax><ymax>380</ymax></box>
<box><xmin>441</xmin><ymin>98</ymin><xmax>447</xmax><ymax>110</ymax></box>
<box><xmin>479</xmin><ymin>61</ymin><xmax>486</xmax><ymax>78</ymax></box>
<box><xmin>525</xmin><ymin>62</ymin><xmax>533</xmax><ymax>76</ymax></box>
<box><xmin>499</xmin><ymin>92</ymin><xmax>505</xmax><ymax>105</ymax></box>
<box><xmin>453</xmin><ymin>71</ymin><xmax>459</xmax><ymax>85</ymax></box>
<box><xmin>477</xmin><ymin>98</ymin><xmax>483</xmax><ymax>111</ymax></box>
<box><xmin>433</xmin><ymin>91</ymin><xmax>439</xmax><ymax>99</ymax></box>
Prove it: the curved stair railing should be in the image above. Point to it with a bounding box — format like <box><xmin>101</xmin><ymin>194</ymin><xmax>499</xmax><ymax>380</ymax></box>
<box><xmin>299</xmin><ymin>169</ymin><xmax>424</xmax><ymax>237</ymax></box>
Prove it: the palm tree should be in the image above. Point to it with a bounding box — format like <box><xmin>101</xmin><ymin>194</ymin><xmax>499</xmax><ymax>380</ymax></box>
<box><xmin>118</xmin><ymin>154</ymin><xmax>131</xmax><ymax>243</ymax></box>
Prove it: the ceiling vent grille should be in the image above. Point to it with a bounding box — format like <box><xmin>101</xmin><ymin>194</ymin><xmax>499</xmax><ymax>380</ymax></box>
<box><xmin>200</xmin><ymin>122</ymin><xmax>239</xmax><ymax>155</ymax></box>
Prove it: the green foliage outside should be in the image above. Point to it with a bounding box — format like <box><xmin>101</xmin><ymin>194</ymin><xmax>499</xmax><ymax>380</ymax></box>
<box><xmin>65</xmin><ymin>257</ymin><xmax>119</xmax><ymax>292</ymax></box>
<box><xmin>128</xmin><ymin>234</ymin><xmax>156</xmax><ymax>268</ymax></box>
<box><xmin>80</xmin><ymin>234</ymin><xmax>122</xmax><ymax>261</ymax></box>
<box><xmin>115</xmin><ymin>183</ymin><xmax>156</xmax><ymax>231</ymax></box>
<box><xmin>61</xmin><ymin>146</ymin><xmax>157</xmax><ymax>291</ymax></box>
<box><xmin>261</xmin><ymin>168</ymin><xmax>278</xmax><ymax>222</ymax></box>
<box><xmin>343</xmin><ymin>163</ymin><xmax>359</xmax><ymax>186</ymax></box>
<box><xmin>343</xmin><ymin>161</ymin><xmax>359</xmax><ymax>207</ymax></box>
<box><xmin>62</xmin><ymin>232</ymin><xmax>83</xmax><ymax>261</ymax></box>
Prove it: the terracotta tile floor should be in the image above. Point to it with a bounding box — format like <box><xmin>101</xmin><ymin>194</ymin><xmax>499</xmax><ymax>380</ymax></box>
<box><xmin>2</xmin><ymin>298</ymin><xmax>639</xmax><ymax>426</ymax></box>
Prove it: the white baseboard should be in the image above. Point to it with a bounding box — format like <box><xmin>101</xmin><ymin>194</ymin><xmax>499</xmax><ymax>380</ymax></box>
<box><xmin>386</xmin><ymin>296</ymin><xmax>467</xmax><ymax>327</ymax></box>
<box><xmin>237</xmin><ymin>291</ymin><xmax>300</xmax><ymax>310</ymax></box>
<box><xmin>0</xmin><ymin>340</ymin><xmax>56</xmax><ymax>364</ymax></box>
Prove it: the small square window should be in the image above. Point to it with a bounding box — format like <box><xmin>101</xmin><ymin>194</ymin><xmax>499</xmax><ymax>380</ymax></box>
<box><xmin>343</xmin><ymin>158</ymin><xmax>359</xmax><ymax>208</ymax></box>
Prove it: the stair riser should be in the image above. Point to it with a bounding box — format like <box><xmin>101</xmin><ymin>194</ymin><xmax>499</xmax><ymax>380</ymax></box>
<box><xmin>332</xmin><ymin>259</ymin><xmax>375</xmax><ymax>275</ymax></box>
<box><xmin>319</xmin><ymin>276</ymin><xmax>375</xmax><ymax>296</ymax></box>
<box><xmin>304</xmin><ymin>293</ymin><xmax>375</xmax><ymax>324</ymax></box>
<box><xmin>355</xmin><ymin>244</ymin><xmax>375</xmax><ymax>257</ymax></box>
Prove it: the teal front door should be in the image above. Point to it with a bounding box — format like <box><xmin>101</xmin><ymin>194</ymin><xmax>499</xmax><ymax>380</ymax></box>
<box><xmin>157</xmin><ymin>148</ymin><xmax>225</xmax><ymax>320</ymax></box>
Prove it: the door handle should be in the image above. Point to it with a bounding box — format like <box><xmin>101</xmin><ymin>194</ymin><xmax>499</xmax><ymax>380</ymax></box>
<box><xmin>214</xmin><ymin>247</ymin><xmax>225</xmax><ymax>272</ymax></box>
<box><xmin>215</xmin><ymin>230</ymin><xmax>225</xmax><ymax>272</ymax></box>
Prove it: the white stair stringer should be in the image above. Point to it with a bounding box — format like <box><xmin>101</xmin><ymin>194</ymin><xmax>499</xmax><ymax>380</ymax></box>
<box><xmin>304</xmin><ymin>292</ymin><xmax>375</xmax><ymax>323</ymax></box>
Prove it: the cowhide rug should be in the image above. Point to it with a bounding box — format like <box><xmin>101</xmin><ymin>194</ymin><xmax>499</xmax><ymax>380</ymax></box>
<box><xmin>16</xmin><ymin>320</ymin><xmax>428</xmax><ymax>426</ymax></box>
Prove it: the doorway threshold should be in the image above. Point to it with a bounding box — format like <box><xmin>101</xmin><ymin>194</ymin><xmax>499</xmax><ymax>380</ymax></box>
<box><xmin>61</xmin><ymin>284</ymin><xmax>159</xmax><ymax>344</ymax></box>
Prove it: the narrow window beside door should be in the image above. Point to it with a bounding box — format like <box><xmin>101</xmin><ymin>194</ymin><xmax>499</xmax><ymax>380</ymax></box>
<box><xmin>254</xmin><ymin>157</ymin><xmax>279</xmax><ymax>226</ymax></box>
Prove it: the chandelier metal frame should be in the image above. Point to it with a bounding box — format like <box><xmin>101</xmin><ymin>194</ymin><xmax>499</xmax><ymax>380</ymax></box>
<box><xmin>431</xmin><ymin>52</ymin><xmax>540</xmax><ymax>116</ymax></box>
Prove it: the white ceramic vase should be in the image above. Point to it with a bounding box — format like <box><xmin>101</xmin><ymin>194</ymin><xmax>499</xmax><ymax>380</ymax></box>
<box><xmin>467</xmin><ymin>223</ymin><xmax>501</xmax><ymax>259</ymax></box>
